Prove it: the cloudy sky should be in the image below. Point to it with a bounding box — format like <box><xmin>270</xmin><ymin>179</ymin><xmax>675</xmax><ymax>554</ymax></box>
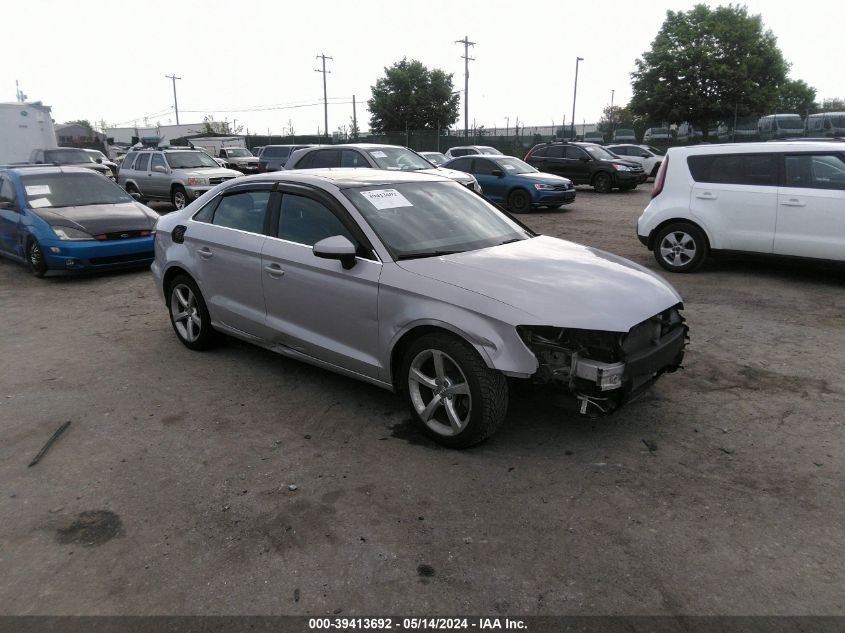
<box><xmin>3</xmin><ymin>0</ymin><xmax>841</xmax><ymax>135</ymax></box>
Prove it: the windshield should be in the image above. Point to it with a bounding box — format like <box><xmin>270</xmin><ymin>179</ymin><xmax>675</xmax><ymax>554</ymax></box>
<box><xmin>22</xmin><ymin>173</ymin><xmax>134</xmax><ymax>208</ymax></box>
<box><xmin>165</xmin><ymin>151</ymin><xmax>220</xmax><ymax>169</ymax></box>
<box><xmin>422</xmin><ymin>153</ymin><xmax>447</xmax><ymax>166</ymax></box>
<box><xmin>45</xmin><ymin>149</ymin><xmax>95</xmax><ymax>164</ymax></box>
<box><xmin>366</xmin><ymin>147</ymin><xmax>432</xmax><ymax>171</ymax></box>
<box><xmin>829</xmin><ymin>114</ymin><xmax>845</xmax><ymax>127</ymax></box>
<box><xmin>226</xmin><ymin>148</ymin><xmax>252</xmax><ymax>157</ymax></box>
<box><xmin>646</xmin><ymin>146</ymin><xmax>665</xmax><ymax>156</ymax></box>
<box><xmin>343</xmin><ymin>181</ymin><xmax>532</xmax><ymax>259</ymax></box>
<box><xmin>583</xmin><ymin>145</ymin><xmax>618</xmax><ymax>160</ymax></box>
<box><xmin>495</xmin><ymin>157</ymin><xmax>537</xmax><ymax>174</ymax></box>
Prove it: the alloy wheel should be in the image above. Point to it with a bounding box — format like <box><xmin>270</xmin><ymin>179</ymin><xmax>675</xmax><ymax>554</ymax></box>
<box><xmin>408</xmin><ymin>349</ymin><xmax>472</xmax><ymax>437</ymax></box>
<box><xmin>659</xmin><ymin>231</ymin><xmax>697</xmax><ymax>267</ymax></box>
<box><xmin>170</xmin><ymin>284</ymin><xmax>202</xmax><ymax>343</ymax></box>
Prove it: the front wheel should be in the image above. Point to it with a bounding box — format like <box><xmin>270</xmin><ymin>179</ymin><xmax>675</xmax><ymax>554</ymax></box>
<box><xmin>653</xmin><ymin>222</ymin><xmax>708</xmax><ymax>273</ymax></box>
<box><xmin>171</xmin><ymin>186</ymin><xmax>189</xmax><ymax>210</ymax></box>
<box><xmin>401</xmin><ymin>333</ymin><xmax>508</xmax><ymax>448</ymax></box>
<box><xmin>593</xmin><ymin>172</ymin><xmax>612</xmax><ymax>193</ymax></box>
<box><xmin>507</xmin><ymin>189</ymin><xmax>532</xmax><ymax>213</ymax></box>
<box><xmin>167</xmin><ymin>275</ymin><xmax>218</xmax><ymax>350</ymax></box>
<box><xmin>27</xmin><ymin>239</ymin><xmax>48</xmax><ymax>277</ymax></box>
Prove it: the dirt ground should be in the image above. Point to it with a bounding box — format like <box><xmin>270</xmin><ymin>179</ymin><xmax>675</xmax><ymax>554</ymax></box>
<box><xmin>1</xmin><ymin>187</ymin><xmax>843</xmax><ymax>616</ymax></box>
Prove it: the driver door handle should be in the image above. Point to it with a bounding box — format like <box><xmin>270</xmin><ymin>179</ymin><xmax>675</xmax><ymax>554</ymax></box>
<box><xmin>695</xmin><ymin>192</ymin><xmax>716</xmax><ymax>200</ymax></box>
<box><xmin>781</xmin><ymin>198</ymin><xmax>806</xmax><ymax>207</ymax></box>
<box><xmin>198</xmin><ymin>247</ymin><xmax>213</xmax><ymax>259</ymax></box>
<box><xmin>264</xmin><ymin>263</ymin><xmax>285</xmax><ymax>278</ymax></box>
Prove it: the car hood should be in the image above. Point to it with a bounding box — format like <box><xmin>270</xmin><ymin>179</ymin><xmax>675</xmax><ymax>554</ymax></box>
<box><xmin>177</xmin><ymin>167</ymin><xmax>242</xmax><ymax>178</ymax></box>
<box><xmin>228</xmin><ymin>156</ymin><xmax>258</xmax><ymax>163</ymax></box>
<box><xmin>514</xmin><ymin>172</ymin><xmax>572</xmax><ymax>185</ymax></box>
<box><xmin>31</xmin><ymin>202</ymin><xmax>157</xmax><ymax>234</ymax></box>
<box><xmin>397</xmin><ymin>235</ymin><xmax>682</xmax><ymax>332</ymax></box>
<box><xmin>58</xmin><ymin>162</ymin><xmax>111</xmax><ymax>175</ymax></box>
<box><xmin>416</xmin><ymin>167</ymin><xmax>475</xmax><ymax>183</ymax></box>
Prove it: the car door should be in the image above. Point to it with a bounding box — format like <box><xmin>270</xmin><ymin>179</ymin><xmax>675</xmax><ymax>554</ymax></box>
<box><xmin>563</xmin><ymin>146</ymin><xmax>591</xmax><ymax>183</ymax></box>
<box><xmin>146</xmin><ymin>153</ymin><xmax>170</xmax><ymax>198</ymax></box>
<box><xmin>774</xmin><ymin>152</ymin><xmax>845</xmax><ymax>260</ymax></box>
<box><xmin>541</xmin><ymin>145</ymin><xmax>568</xmax><ymax>177</ymax></box>
<box><xmin>260</xmin><ymin>187</ymin><xmax>382</xmax><ymax>379</ymax></box>
<box><xmin>133</xmin><ymin>153</ymin><xmax>152</xmax><ymax>196</ymax></box>
<box><xmin>0</xmin><ymin>175</ymin><xmax>21</xmax><ymax>256</ymax></box>
<box><xmin>687</xmin><ymin>153</ymin><xmax>778</xmax><ymax>253</ymax></box>
<box><xmin>471</xmin><ymin>158</ymin><xmax>507</xmax><ymax>202</ymax></box>
<box><xmin>186</xmin><ymin>185</ymin><xmax>274</xmax><ymax>337</ymax></box>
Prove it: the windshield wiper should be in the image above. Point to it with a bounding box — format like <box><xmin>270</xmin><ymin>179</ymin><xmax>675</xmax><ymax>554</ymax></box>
<box><xmin>497</xmin><ymin>238</ymin><xmax>524</xmax><ymax>246</ymax></box>
<box><xmin>396</xmin><ymin>250</ymin><xmax>464</xmax><ymax>260</ymax></box>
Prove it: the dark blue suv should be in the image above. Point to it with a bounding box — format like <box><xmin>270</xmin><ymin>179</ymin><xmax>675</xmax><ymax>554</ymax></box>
<box><xmin>443</xmin><ymin>155</ymin><xmax>575</xmax><ymax>212</ymax></box>
<box><xmin>0</xmin><ymin>166</ymin><xmax>158</xmax><ymax>277</ymax></box>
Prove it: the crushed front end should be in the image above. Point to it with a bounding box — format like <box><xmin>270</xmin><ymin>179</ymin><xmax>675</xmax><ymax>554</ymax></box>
<box><xmin>517</xmin><ymin>304</ymin><xmax>688</xmax><ymax>415</ymax></box>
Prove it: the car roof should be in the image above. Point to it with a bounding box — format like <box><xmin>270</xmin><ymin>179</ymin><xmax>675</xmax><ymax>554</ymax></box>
<box><xmin>667</xmin><ymin>141</ymin><xmax>843</xmax><ymax>156</ymax></box>
<box><xmin>1</xmin><ymin>165</ymin><xmax>100</xmax><ymax>177</ymax></box>
<box><xmin>230</xmin><ymin>168</ymin><xmax>450</xmax><ymax>189</ymax></box>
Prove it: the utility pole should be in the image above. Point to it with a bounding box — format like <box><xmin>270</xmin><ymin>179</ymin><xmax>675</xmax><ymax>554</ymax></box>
<box><xmin>165</xmin><ymin>74</ymin><xmax>181</xmax><ymax>124</ymax></box>
<box><xmin>455</xmin><ymin>36</ymin><xmax>475</xmax><ymax>138</ymax></box>
<box><xmin>610</xmin><ymin>89</ymin><xmax>615</xmax><ymax>137</ymax></box>
<box><xmin>315</xmin><ymin>53</ymin><xmax>333</xmax><ymax>143</ymax></box>
<box><xmin>352</xmin><ymin>95</ymin><xmax>358</xmax><ymax>140</ymax></box>
<box><xmin>570</xmin><ymin>57</ymin><xmax>583</xmax><ymax>140</ymax></box>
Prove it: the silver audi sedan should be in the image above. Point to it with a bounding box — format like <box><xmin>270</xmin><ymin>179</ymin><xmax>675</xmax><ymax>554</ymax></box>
<box><xmin>152</xmin><ymin>169</ymin><xmax>688</xmax><ymax>448</ymax></box>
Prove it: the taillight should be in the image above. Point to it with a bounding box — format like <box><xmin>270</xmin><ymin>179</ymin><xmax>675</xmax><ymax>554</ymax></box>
<box><xmin>257</xmin><ymin>162</ymin><xmax>266</xmax><ymax>173</ymax></box>
<box><xmin>523</xmin><ymin>150</ymin><xmax>531</xmax><ymax>161</ymax></box>
<box><xmin>651</xmin><ymin>156</ymin><xmax>668</xmax><ymax>198</ymax></box>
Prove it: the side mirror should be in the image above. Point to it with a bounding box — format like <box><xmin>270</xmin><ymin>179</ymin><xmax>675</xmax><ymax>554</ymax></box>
<box><xmin>491</xmin><ymin>169</ymin><xmax>504</xmax><ymax>177</ymax></box>
<box><xmin>0</xmin><ymin>201</ymin><xmax>13</xmax><ymax>210</ymax></box>
<box><xmin>313</xmin><ymin>235</ymin><xmax>357</xmax><ymax>270</ymax></box>
<box><xmin>96</xmin><ymin>157</ymin><xmax>103</xmax><ymax>163</ymax></box>
<box><xmin>129</xmin><ymin>192</ymin><xmax>142</xmax><ymax>201</ymax></box>
<box><xmin>152</xmin><ymin>165</ymin><xmax>168</xmax><ymax>174</ymax></box>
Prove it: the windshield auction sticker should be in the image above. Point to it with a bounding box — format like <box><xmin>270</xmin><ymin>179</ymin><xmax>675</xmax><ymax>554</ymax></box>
<box><xmin>360</xmin><ymin>189</ymin><xmax>414</xmax><ymax>210</ymax></box>
<box><xmin>25</xmin><ymin>185</ymin><xmax>51</xmax><ymax>195</ymax></box>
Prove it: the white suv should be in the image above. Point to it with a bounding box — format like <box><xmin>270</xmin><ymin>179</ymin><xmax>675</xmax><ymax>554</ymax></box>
<box><xmin>637</xmin><ymin>142</ymin><xmax>845</xmax><ymax>272</ymax></box>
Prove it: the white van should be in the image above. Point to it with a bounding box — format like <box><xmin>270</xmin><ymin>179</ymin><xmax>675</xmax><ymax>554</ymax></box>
<box><xmin>758</xmin><ymin>114</ymin><xmax>804</xmax><ymax>140</ymax></box>
<box><xmin>637</xmin><ymin>142</ymin><xmax>845</xmax><ymax>272</ymax></box>
<box><xmin>805</xmin><ymin>112</ymin><xmax>845</xmax><ymax>137</ymax></box>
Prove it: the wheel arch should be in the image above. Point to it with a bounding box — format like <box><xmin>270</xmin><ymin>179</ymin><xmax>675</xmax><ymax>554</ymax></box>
<box><xmin>590</xmin><ymin>169</ymin><xmax>614</xmax><ymax>186</ymax></box>
<box><xmin>162</xmin><ymin>264</ymin><xmax>195</xmax><ymax>301</ymax></box>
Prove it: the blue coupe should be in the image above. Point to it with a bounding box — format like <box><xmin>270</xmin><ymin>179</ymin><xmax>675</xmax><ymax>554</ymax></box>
<box><xmin>442</xmin><ymin>155</ymin><xmax>576</xmax><ymax>213</ymax></box>
<box><xmin>0</xmin><ymin>166</ymin><xmax>158</xmax><ymax>277</ymax></box>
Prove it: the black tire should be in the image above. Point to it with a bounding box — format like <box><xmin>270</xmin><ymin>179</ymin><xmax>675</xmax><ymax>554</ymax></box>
<box><xmin>593</xmin><ymin>172</ymin><xmax>613</xmax><ymax>193</ymax></box>
<box><xmin>27</xmin><ymin>239</ymin><xmax>48</xmax><ymax>278</ymax></box>
<box><xmin>619</xmin><ymin>184</ymin><xmax>637</xmax><ymax>191</ymax></box>
<box><xmin>545</xmin><ymin>204</ymin><xmax>564</xmax><ymax>209</ymax></box>
<box><xmin>507</xmin><ymin>189</ymin><xmax>532</xmax><ymax>213</ymax></box>
<box><xmin>400</xmin><ymin>333</ymin><xmax>509</xmax><ymax>449</ymax></box>
<box><xmin>653</xmin><ymin>222</ymin><xmax>708</xmax><ymax>273</ymax></box>
<box><xmin>125</xmin><ymin>183</ymin><xmax>147</xmax><ymax>204</ymax></box>
<box><xmin>166</xmin><ymin>274</ymin><xmax>218</xmax><ymax>350</ymax></box>
<box><xmin>171</xmin><ymin>186</ymin><xmax>189</xmax><ymax>210</ymax></box>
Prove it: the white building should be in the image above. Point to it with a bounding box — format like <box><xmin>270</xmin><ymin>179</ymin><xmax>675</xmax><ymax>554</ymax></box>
<box><xmin>105</xmin><ymin>123</ymin><xmax>207</xmax><ymax>145</ymax></box>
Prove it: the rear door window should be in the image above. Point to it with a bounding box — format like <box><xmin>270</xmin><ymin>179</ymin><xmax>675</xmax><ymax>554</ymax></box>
<box><xmin>211</xmin><ymin>190</ymin><xmax>271</xmax><ymax>233</ymax></box>
<box><xmin>530</xmin><ymin>147</ymin><xmax>549</xmax><ymax>158</ymax></box>
<box><xmin>687</xmin><ymin>154</ymin><xmax>776</xmax><ymax>186</ymax></box>
<box><xmin>309</xmin><ymin>150</ymin><xmax>340</xmax><ymax>168</ymax></box>
<box><xmin>564</xmin><ymin>146</ymin><xmax>587</xmax><ymax>159</ymax></box>
<box><xmin>448</xmin><ymin>158</ymin><xmax>472</xmax><ymax>172</ymax></box>
<box><xmin>472</xmin><ymin>158</ymin><xmax>497</xmax><ymax>175</ymax></box>
<box><xmin>135</xmin><ymin>153</ymin><xmax>151</xmax><ymax>172</ymax></box>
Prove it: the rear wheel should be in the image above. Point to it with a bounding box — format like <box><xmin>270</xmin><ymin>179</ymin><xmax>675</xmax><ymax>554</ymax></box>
<box><xmin>593</xmin><ymin>172</ymin><xmax>613</xmax><ymax>193</ymax></box>
<box><xmin>27</xmin><ymin>239</ymin><xmax>48</xmax><ymax>278</ymax></box>
<box><xmin>507</xmin><ymin>189</ymin><xmax>532</xmax><ymax>213</ymax></box>
<box><xmin>171</xmin><ymin>186</ymin><xmax>189</xmax><ymax>210</ymax></box>
<box><xmin>167</xmin><ymin>275</ymin><xmax>218</xmax><ymax>350</ymax></box>
<box><xmin>401</xmin><ymin>333</ymin><xmax>508</xmax><ymax>448</ymax></box>
<box><xmin>653</xmin><ymin>222</ymin><xmax>707</xmax><ymax>273</ymax></box>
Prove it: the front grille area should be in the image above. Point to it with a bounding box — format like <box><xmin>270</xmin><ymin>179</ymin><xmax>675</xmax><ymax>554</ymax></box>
<box><xmin>95</xmin><ymin>230</ymin><xmax>151</xmax><ymax>241</ymax></box>
<box><xmin>89</xmin><ymin>251</ymin><xmax>154</xmax><ymax>266</ymax></box>
<box><xmin>208</xmin><ymin>177</ymin><xmax>236</xmax><ymax>185</ymax></box>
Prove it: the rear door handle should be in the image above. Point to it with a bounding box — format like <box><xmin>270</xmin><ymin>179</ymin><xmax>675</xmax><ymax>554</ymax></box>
<box><xmin>781</xmin><ymin>198</ymin><xmax>806</xmax><ymax>207</ymax></box>
<box><xmin>695</xmin><ymin>192</ymin><xmax>716</xmax><ymax>200</ymax></box>
<box><xmin>198</xmin><ymin>247</ymin><xmax>213</xmax><ymax>259</ymax></box>
<box><xmin>264</xmin><ymin>263</ymin><xmax>285</xmax><ymax>278</ymax></box>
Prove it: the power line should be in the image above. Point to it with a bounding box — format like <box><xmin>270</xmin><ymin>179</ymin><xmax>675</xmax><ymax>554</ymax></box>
<box><xmin>455</xmin><ymin>36</ymin><xmax>475</xmax><ymax>138</ymax></box>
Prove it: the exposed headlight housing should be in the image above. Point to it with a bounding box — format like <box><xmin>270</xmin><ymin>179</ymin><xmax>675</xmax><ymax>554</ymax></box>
<box><xmin>52</xmin><ymin>226</ymin><xmax>94</xmax><ymax>241</ymax></box>
<box><xmin>534</xmin><ymin>183</ymin><xmax>557</xmax><ymax>191</ymax></box>
<box><xmin>185</xmin><ymin>177</ymin><xmax>209</xmax><ymax>186</ymax></box>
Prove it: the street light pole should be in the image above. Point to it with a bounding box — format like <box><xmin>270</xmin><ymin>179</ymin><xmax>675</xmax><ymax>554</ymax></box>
<box><xmin>570</xmin><ymin>57</ymin><xmax>583</xmax><ymax>140</ymax></box>
<box><xmin>505</xmin><ymin>116</ymin><xmax>509</xmax><ymax>138</ymax></box>
<box><xmin>165</xmin><ymin>74</ymin><xmax>181</xmax><ymax>125</ymax></box>
<box><xmin>610</xmin><ymin>89</ymin><xmax>615</xmax><ymax>137</ymax></box>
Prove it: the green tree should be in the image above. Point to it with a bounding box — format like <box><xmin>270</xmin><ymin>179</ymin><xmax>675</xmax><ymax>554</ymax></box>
<box><xmin>775</xmin><ymin>79</ymin><xmax>817</xmax><ymax>115</ymax></box>
<box><xmin>630</xmin><ymin>4</ymin><xmax>789</xmax><ymax>136</ymax></box>
<box><xmin>820</xmin><ymin>97</ymin><xmax>845</xmax><ymax>111</ymax></box>
<box><xmin>68</xmin><ymin>119</ymin><xmax>96</xmax><ymax>139</ymax></box>
<box><xmin>201</xmin><ymin>115</ymin><xmax>243</xmax><ymax>135</ymax></box>
<box><xmin>368</xmin><ymin>58</ymin><xmax>460</xmax><ymax>133</ymax></box>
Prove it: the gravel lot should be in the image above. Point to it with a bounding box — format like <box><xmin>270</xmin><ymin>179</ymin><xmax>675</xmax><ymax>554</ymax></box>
<box><xmin>1</xmin><ymin>186</ymin><xmax>843</xmax><ymax>616</ymax></box>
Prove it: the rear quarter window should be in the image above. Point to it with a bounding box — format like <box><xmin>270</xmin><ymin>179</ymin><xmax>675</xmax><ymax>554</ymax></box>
<box><xmin>687</xmin><ymin>154</ymin><xmax>776</xmax><ymax>186</ymax></box>
<box><xmin>121</xmin><ymin>153</ymin><xmax>137</xmax><ymax>171</ymax></box>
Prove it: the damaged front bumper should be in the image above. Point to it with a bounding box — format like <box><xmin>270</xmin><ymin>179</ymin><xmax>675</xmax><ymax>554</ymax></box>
<box><xmin>517</xmin><ymin>305</ymin><xmax>688</xmax><ymax>414</ymax></box>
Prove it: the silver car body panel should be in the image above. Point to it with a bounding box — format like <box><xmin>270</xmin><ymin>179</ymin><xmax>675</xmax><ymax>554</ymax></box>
<box><xmin>152</xmin><ymin>170</ymin><xmax>683</xmax><ymax>390</ymax></box>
